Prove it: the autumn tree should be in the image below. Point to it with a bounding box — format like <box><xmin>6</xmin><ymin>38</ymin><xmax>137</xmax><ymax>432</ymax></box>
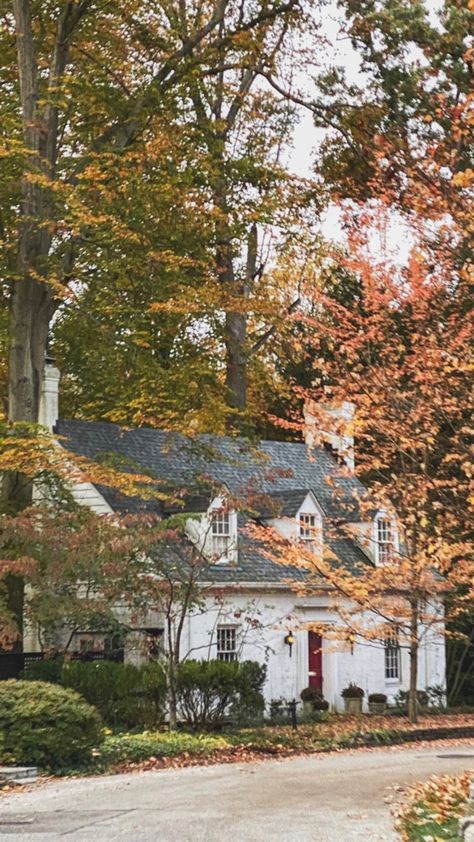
<box><xmin>3</xmin><ymin>0</ymin><xmax>311</xmax><ymax>441</ymax></box>
<box><xmin>46</xmin><ymin>3</ymin><xmax>328</xmax><ymax>433</ymax></box>
<box><xmin>316</xmin><ymin>0</ymin><xmax>474</xmax><ymax>256</ymax></box>
<box><xmin>266</xmin><ymin>212</ymin><xmax>473</xmax><ymax>721</ymax></box>
<box><xmin>0</xmin><ymin>504</ymin><xmax>157</xmax><ymax>653</ymax></box>
<box><xmin>1</xmin><ymin>0</ymin><xmax>312</xmax><ymax>638</ymax></box>
<box><xmin>0</xmin><ymin>410</ymin><xmax>172</xmax><ymax>647</ymax></box>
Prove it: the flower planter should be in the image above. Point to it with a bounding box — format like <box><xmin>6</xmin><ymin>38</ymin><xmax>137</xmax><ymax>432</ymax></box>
<box><xmin>302</xmin><ymin>700</ymin><xmax>313</xmax><ymax>716</ymax></box>
<box><xmin>368</xmin><ymin>702</ymin><xmax>386</xmax><ymax>715</ymax></box>
<box><xmin>344</xmin><ymin>697</ymin><xmax>363</xmax><ymax>714</ymax></box>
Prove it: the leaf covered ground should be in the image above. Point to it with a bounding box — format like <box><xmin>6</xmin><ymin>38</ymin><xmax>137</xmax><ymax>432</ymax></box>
<box><xmin>396</xmin><ymin>771</ymin><xmax>472</xmax><ymax>841</ymax></box>
<box><xmin>86</xmin><ymin>713</ymin><xmax>474</xmax><ymax>775</ymax></box>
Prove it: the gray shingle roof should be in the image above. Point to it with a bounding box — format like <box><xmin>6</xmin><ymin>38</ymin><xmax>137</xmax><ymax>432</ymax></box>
<box><xmin>56</xmin><ymin>419</ymin><xmax>370</xmax><ymax>583</ymax></box>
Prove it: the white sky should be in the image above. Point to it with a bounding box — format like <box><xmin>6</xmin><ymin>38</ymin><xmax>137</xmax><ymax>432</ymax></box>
<box><xmin>287</xmin><ymin>0</ymin><xmax>444</xmax><ymax>263</ymax></box>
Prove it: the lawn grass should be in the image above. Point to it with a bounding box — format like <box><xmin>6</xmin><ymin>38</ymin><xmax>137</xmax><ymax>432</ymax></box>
<box><xmin>397</xmin><ymin>772</ymin><xmax>471</xmax><ymax>841</ymax></box>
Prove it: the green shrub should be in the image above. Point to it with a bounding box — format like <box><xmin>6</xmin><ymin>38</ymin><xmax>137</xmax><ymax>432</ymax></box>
<box><xmin>229</xmin><ymin>660</ymin><xmax>266</xmax><ymax>725</ymax></box>
<box><xmin>20</xmin><ymin>656</ymin><xmax>64</xmax><ymax>684</ymax></box>
<box><xmin>140</xmin><ymin>662</ymin><xmax>168</xmax><ymax>727</ymax></box>
<box><xmin>0</xmin><ymin>680</ymin><xmax>103</xmax><ymax>770</ymax></box>
<box><xmin>269</xmin><ymin>698</ymin><xmax>286</xmax><ymax>722</ymax></box>
<box><xmin>96</xmin><ymin>731</ymin><xmax>227</xmax><ymax>769</ymax></box>
<box><xmin>177</xmin><ymin>659</ymin><xmax>266</xmax><ymax>730</ymax></box>
<box><xmin>394</xmin><ymin>689</ymin><xmax>430</xmax><ymax>711</ymax></box>
<box><xmin>61</xmin><ymin>661</ymin><xmax>167</xmax><ymax>728</ymax></box>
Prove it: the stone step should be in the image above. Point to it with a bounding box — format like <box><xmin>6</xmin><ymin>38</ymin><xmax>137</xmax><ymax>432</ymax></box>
<box><xmin>0</xmin><ymin>777</ymin><xmax>38</xmax><ymax>787</ymax></box>
<box><xmin>0</xmin><ymin>767</ymin><xmax>38</xmax><ymax>782</ymax></box>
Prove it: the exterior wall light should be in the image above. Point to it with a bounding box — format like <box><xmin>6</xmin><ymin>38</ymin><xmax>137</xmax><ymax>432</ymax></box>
<box><xmin>284</xmin><ymin>631</ymin><xmax>295</xmax><ymax>657</ymax></box>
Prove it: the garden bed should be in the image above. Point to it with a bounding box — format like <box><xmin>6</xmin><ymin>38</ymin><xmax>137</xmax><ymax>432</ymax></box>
<box><xmin>66</xmin><ymin>713</ymin><xmax>474</xmax><ymax>776</ymax></box>
<box><xmin>396</xmin><ymin>771</ymin><xmax>472</xmax><ymax>841</ymax></box>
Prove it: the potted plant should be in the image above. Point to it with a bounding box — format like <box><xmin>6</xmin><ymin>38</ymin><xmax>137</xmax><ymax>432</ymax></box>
<box><xmin>341</xmin><ymin>683</ymin><xmax>364</xmax><ymax>714</ymax></box>
<box><xmin>368</xmin><ymin>692</ymin><xmax>387</xmax><ymax>714</ymax></box>
<box><xmin>300</xmin><ymin>687</ymin><xmax>329</xmax><ymax>715</ymax></box>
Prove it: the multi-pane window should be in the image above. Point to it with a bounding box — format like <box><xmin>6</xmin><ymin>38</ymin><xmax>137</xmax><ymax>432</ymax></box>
<box><xmin>300</xmin><ymin>513</ymin><xmax>316</xmax><ymax>541</ymax></box>
<box><xmin>300</xmin><ymin>512</ymin><xmax>321</xmax><ymax>553</ymax></box>
<box><xmin>377</xmin><ymin>518</ymin><xmax>394</xmax><ymax>564</ymax></box>
<box><xmin>211</xmin><ymin>510</ymin><xmax>230</xmax><ymax>558</ymax></box>
<box><xmin>385</xmin><ymin>629</ymin><xmax>401</xmax><ymax>680</ymax></box>
<box><xmin>217</xmin><ymin>626</ymin><xmax>237</xmax><ymax>662</ymax></box>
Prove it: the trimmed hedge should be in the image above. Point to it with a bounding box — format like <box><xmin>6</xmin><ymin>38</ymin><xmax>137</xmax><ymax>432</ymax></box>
<box><xmin>61</xmin><ymin>660</ymin><xmax>167</xmax><ymax>728</ymax></box>
<box><xmin>16</xmin><ymin>658</ymin><xmax>266</xmax><ymax>730</ymax></box>
<box><xmin>177</xmin><ymin>659</ymin><xmax>266</xmax><ymax>729</ymax></box>
<box><xmin>0</xmin><ymin>680</ymin><xmax>103</xmax><ymax>770</ymax></box>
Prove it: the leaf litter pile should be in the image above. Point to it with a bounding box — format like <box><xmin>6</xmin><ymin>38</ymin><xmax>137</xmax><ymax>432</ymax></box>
<box><xmin>396</xmin><ymin>771</ymin><xmax>472</xmax><ymax>841</ymax></box>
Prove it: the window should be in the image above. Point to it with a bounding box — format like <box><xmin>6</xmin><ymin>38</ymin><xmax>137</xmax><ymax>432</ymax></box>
<box><xmin>217</xmin><ymin>626</ymin><xmax>237</xmax><ymax>662</ymax></box>
<box><xmin>300</xmin><ymin>513</ymin><xmax>317</xmax><ymax>541</ymax></box>
<box><xmin>211</xmin><ymin>509</ymin><xmax>231</xmax><ymax>558</ymax></box>
<box><xmin>377</xmin><ymin>518</ymin><xmax>394</xmax><ymax>564</ymax></box>
<box><xmin>385</xmin><ymin>629</ymin><xmax>401</xmax><ymax>680</ymax></box>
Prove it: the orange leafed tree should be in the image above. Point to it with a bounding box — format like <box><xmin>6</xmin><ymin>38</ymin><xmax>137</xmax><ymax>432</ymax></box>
<box><xmin>265</xmin><ymin>211</ymin><xmax>473</xmax><ymax>721</ymax></box>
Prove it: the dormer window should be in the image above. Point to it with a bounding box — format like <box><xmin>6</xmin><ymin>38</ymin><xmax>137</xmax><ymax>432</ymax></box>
<box><xmin>376</xmin><ymin>516</ymin><xmax>396</xmax><ymax>565</ymax></box>
<box><xmin>211</xmin><ymin>509</ymin><xmax>231</xmax><ymax>558</ymax></box>
<box><xmin>300</xmin><ymin>513</ymin><xmax>316</xmax><ymax>541</ymax></box>
<box><xmin>206</xmin><ymin>497</ymin><xmax>237</xmax><ymax>565</ymax></box>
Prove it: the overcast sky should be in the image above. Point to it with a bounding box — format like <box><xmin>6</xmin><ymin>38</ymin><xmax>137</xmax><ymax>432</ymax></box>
<box><xmin>288</xmin><ymin>0</ymin><xmax>444</xmax><ymax>261</ymax></box>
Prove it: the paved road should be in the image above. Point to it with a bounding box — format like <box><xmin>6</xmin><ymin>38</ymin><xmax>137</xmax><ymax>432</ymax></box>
<box><xmin>0</xmin><ymin>744</ymin><xmax>473</xmax><ymax>841</ymax></box>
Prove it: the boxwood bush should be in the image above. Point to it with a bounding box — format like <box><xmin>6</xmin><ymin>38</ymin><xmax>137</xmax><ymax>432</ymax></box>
<box><xmin>61</xmin><ymin>661</ymin><xmax>167</xmax><ymax>728</ymax></box>
<box><xmin>0</xmin><ymin>680</ymin><xmax>103</xmax><ymax>770</ymax></box>
<box><xmin>20</xmin><ymin>656</ymin><xmax>64</xmax><ymax>684</ymax></box>
<box><xmin>177</xmin><ymin>659</ymin><xmax>266</xmax><ymax>729</ymax></box>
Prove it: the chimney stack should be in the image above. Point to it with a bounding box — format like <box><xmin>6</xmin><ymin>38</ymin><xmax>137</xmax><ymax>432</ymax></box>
<box><xmin>304</xmin><ymin>400</ymin><xmax>355</xmax><ymax>470</ymax></box>
<box><xmin>38</xmin><ymin>358</ymin><xmax>60</xmax><ymax>432</ymax></box>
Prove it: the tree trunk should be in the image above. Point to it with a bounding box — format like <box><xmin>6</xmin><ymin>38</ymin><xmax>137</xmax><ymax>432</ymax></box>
<box><xmin>4</xmin><ymin>1</ymin><xmax>65</xmax><ymax>641</ymax></box>
<box><xmin>9</xmin><ymin>278</ymin><xmax>54</xmax><ymax>426</ymax></box>
<box><xmin>225</xmin><ymin>307</ymin><xmax>247</xmax><ymax>414</ymax></box>
<box><xmin>224</xmin><ymin>223</ymin><xmax>257</xmax><ymax>416</ymax></box>
<box><xmin>167</xmin><ymin>657</ymin><xmax>178</xmax><ymax>731</ymax></box>
<box><xmin>215</xmin><ymin>197</ymin><xmax>248</xmax><ymax>417</ymax></box>
<box><xmin>408</xmin><ymin>602</ymin><xmax>419</xmax><ymax>723</ymax></box>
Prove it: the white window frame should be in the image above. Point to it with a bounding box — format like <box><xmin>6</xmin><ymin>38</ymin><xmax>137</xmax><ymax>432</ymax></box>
<box><xmin>207</xmin><ymin>497</ymin><xmax>237</xmax><ymax>565</ymax></box>
<box><xmin>385</xmin><ymin>628</ymin><xmax>401</xmax><ymax>681</ymax></box>
<box><xmin>297</xmin><ymin>495</ymin><xmax>323</xmax><ymax>556</ymax></box>
<box><xmin>216</xmin><ymin>626</ymin><xmax>238</xmax><ymax>662</ymax></box>
<box><xmin>299</xmin><ymin>512</ymin><xmax>317</xmax><ymax>541</ymax></box>
<box><xmin>374</xmin><ymin>512</ymin><xmax>398</xmax><ymax>565</ymax></box>
<box><xmin>211</xmin><ymin>509</ymin><xmax>231</xmax><ymax>557</ymax></box>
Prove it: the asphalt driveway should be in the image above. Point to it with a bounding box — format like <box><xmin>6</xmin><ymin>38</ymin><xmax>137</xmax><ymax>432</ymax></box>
<box><xmin>0</xmin><ymin>743</ymin><xmax>473</xmax><ymax>841</ymax></box>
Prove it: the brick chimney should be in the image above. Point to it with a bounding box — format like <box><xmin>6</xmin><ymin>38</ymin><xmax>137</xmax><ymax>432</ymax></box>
<box><xmin>304</xmin><ymin>400</ymin><xmax>355</xmax><ymax>470</ymax></box>
<box><xmin>38</xmin><ymin>357</ymin><xmax>60</xmax><ymax>432</ymax></box>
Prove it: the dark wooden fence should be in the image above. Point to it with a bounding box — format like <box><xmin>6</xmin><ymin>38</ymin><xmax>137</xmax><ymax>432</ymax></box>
<box><xmin>0</xmin><ymin>649</ymin><xmax>124</xmax><ymax>680</ymax></box>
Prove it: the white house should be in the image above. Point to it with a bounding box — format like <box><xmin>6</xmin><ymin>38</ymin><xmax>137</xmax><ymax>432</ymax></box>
<box><xmin>27</xmin><ymin>362</ymin><xmax>446</xmax><ymax>711</ymax></box>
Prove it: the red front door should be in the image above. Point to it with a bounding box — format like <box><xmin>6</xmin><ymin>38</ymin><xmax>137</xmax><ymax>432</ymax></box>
<box><xmin>308</xmin><ymin>631</ymin><xmax>323</xmax><ymax>691</ymax></box>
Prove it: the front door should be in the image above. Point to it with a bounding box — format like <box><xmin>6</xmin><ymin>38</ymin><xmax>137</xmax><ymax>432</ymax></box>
<box><xmin>308</xmin><ymin>631</ymin><xmax>323</xmax><ymax>691</ymax></box>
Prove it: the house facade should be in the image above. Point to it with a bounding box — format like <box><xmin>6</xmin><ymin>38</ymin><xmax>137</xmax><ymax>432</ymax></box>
<box><xmin>25</xmin><ymin>363</ymin><xmax>446</xmax><ymax>711</ymax></box>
